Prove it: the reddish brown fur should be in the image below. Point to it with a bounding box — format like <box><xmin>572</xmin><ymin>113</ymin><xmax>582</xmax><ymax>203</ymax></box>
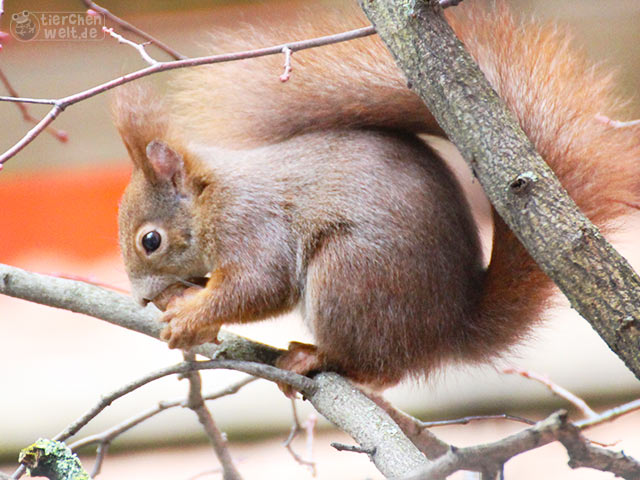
<box><xmin>114</xmin><ymin>2</ymin><xmax>640</xmax><ymax>386</ymax></box>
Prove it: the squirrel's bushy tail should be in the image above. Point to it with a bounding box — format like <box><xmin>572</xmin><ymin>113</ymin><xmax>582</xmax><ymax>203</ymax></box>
<box><xmin>169</xmin><ymin>3</ymin><xmax>640</xmax><ymax>360</ymax></box>
<box><xmin>447</xmin><ymin>5</ymin><xmax>640</xmax><ymax>359</ymax></box>
<box><xmin>168</xmin><ymin>4</ymin><xmax>440</xmax><ymax>149</ymax></box>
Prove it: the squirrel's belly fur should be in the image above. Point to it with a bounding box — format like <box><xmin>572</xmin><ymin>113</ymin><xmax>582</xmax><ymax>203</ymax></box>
<box><xmin>198</xmin><ymin>129</ymin><xmax>485</xmax><ymax>384</ymax></box>
<box><xmin>114</xmin><ymin>1</ymin><xmax>640</xmax><ymax>386</ymax></box>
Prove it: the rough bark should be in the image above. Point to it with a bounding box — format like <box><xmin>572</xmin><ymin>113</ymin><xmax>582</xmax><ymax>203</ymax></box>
<box><xmin>358</xmin><ymin>0</ymin><xmax>640</xmax><ymax>379</ymax></box>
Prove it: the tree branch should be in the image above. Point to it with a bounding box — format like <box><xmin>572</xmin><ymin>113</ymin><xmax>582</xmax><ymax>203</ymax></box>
<box><xmin>184</xmin><ymin>352</ymin><xmax>243</xmax><ymax>480</ymax></box>
<box><xmin>81</xmin><ymin>0</ymin><xmax>186</xmax><ymax>60</ymax></box>
<box><xmin>357</xmin><ymin>0</ymin><xmax>640</xmax><ymax>381</ymax></box>
<box><xmin>405</xmin><ymin>410</ymin><xmax>640</xmax><ymax>480</ymax></box>
<box><xmin>504</xmin><ymin>368</ymin><xmax>598</xmax><ymax>419</ymax></box>
<box><xmin>0</xmin><ymin>263</ymin><xmax>428</xmax><ymax>478</ymax></box>
<box><xmin>0</xmin><ymin>69</ymin><xmax>68</xmax><ymax>142</ymax></box>
<box><xmin>0</xmin><ymin>26</ymin><xmax>376</xmax><ymax>168</ymax></box>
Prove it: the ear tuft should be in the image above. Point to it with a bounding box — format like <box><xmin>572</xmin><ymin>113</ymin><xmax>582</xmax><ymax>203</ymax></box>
<box><xmin>111</xmin><ymin>82</ymin><xmax>169</xmax><ymax>182</ymax></box>
<box><xmin>146</xmin><ymin>140</ymin><xmax>184</xmax><ymax>184</ymax></box>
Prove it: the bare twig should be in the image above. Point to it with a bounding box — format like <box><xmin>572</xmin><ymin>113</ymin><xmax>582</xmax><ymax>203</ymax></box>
<box><xmin>9</xmin><ymin>465</ymin><xmax>25</xmax><ymax>480</ymax></box>
<box><xmin>89</xmin><ymin>443</ymin><xmax>108</xmax><ymax>478</ymax></box>
<box><xmin>279</xmin><ymin>46</ymin><xmax>293</xmax><ymax>82</ymax></box>
<box><xmin>82</xmin><ymin>0</ymin><xmax>185</xmax><ymax>60</ymax></box>
<box><xmin>304</xmin><ymin>413</ymin><xmax>317</xmax><ymax>471</ymax></box>
<box><xmin>575</xmin><ymin>398</ymin><xmax>640</xmax><ymax>429</ymax></box>
<box><xmin>54</xmin><ymin>360</ymin><xmax>314</xmax><ymax>444</ymax></box>
<box><xmin>405</xmin><ymin>410</ymin><xmax>640</xmax><ymax>480</ymax></box>
<box><xmin>366</xmin><ymin>392</ymin><xmax>449</xmax><ymax>458</ymax></box>
<box><xmin>283</xmin><ymin>399</ymin><xmax>317</xmax><ymax>475</ymax></box>
<box><xmin>0</xmin><ymin>96</ymin><xmax>58</xmax><ymax>105</ymax></box>
<box><xmin>203</xmin><ymin>377</ymin><xmax>258</xmax><ymax>402</ymax></box>
<box><xmin>418</xmin><ymin>414</ymin><xmax>536</xmax><ymax>428</ymax></box>
<box><xmin>330</xmin><ymin>443</ymin><xmax>376</xmax><ymax>455</ymax></box>
<box><xmin>70</xmin><ymin>376</ymin><xmax>256</xmax><ymax>451</ymax></box>
<box><xmin>0</xmin><ymin>69</ymin><xmax>68</xmax><ymax>143</ymax></box>
<box><xmin>0</xmin><ymin>25</ymin><xmax>376</xmax><ymax>167</ymax></box>
<box><xmin>557</xmin><ymin>424</ymin><xmax>640</xmax><ymax>479</ymax></box>
<box><xmin>0</xmin><ymin>104</ymin><xmax>63</xmax><ymax>170</ymax></box>
<box><xmin>184</xmin><ymin>352</ymin><xmax>243</xmax><ymax>480</ymax></box>
<box><xmin>68</xmin><ymin>376</ymin><xmax>255</xmax><ymax>476</ymax></box>
<box><xmin>595</xmin><ymin>113</ymin><xmax>640</xmax><ymax>129</ymax></box>
<box><xmin>504</xmin><ymin>368</ymin><xmax>598</xmax><ymax>419</ymax></box>
<box><xmin>0</xmin><ymin>266</ymin><xmax>422</xmax><ymax>480</ymax></box>
<box><xmin>103</xmin><ymin>27</ymin><xmax>159</xmax><ymax>65</ymax></box>
<box><xmin>4</xmin><ymin>263</ymin><xmax>640</xmax><ymax>478</ymax></box>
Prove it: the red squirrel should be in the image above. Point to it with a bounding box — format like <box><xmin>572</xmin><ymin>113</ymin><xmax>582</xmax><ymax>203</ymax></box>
<box><xmin>114</xmin><ymin>3</ymin><xmax>640</xmax><ymax>387</ymax></box>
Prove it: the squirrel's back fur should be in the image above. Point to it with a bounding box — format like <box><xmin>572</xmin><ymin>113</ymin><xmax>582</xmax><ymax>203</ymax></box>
<box><xmin>114</xmin><ymin>2</ymin><xmax>640</xmax><ymax>384</ymax></box>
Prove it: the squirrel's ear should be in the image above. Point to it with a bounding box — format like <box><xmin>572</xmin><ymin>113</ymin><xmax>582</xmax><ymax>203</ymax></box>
<box><xmin>111</xmin><ymin>82</ymin><xmax>171</xmax><ymax>183</ymax></box>
<box><xmin>145</xmin><ymin>140</ymin><xmax>184</xmax><ymax>186</ymax></box>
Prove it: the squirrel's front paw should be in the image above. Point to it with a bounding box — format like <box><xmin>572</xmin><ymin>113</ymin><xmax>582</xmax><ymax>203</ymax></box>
<box><xmin>160</xmin><ymin>296</ymin><xmax>221</xmax><ymax>349</ymax></box>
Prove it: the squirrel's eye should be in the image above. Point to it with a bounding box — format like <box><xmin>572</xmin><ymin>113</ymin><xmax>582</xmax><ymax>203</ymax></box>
<box><xmin>141</xmin><ymin>231</ymin><xmax>162</xmax><ymax>254</ymax></box>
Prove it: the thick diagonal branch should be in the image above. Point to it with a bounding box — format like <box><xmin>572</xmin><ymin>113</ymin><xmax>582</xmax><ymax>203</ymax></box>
<box><xmin>358</xmin><ymin>0</ymin><xmax>640</xmax><ymax>380</ymax></box>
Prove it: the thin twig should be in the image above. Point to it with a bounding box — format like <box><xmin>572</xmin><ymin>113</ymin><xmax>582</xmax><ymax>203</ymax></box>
<box><xmin>304</xmin><ymin>413</ymin><xmax>317</xmax><ymax>473</ymax></box>
<box><xmin>283</xmin><ymin>400</ymin><xmax>317</xmax><ymax>475</ymax></box>
<box><xmin>9</xmin><ymin>465</ymin><xmax>25</xmax><ymax>480</ymax></box>
<box><xmin>0</xmin><ymin>69</ymin><xmax>68</xmax><ymax>142</ymax></box>
<box><xmin>82</xmin><ymin>0</ymin><xmax>185</xmax><ymax>60</ymax></box>
<box><xmin>69</xmin><ymin>377</ymin><xmax>256</xmax><ymax>453</ymax></box>
<box><xmin>406</xmin><ymin>410</ymin><xmax>640</xmax><ymax>480</ymax></box>
<box><xmin>184</xmin><ymin>352</ymin><xmax>243</xmax><ymax>480</ymax></box>
<box><xmin>0</xmin><ymin>96</ymin><xmax>58</xmax><ymax>105</ymax></box>
<box><xmin>575</xmin><ymin>398</ymin><xmax>640</xmax><ymax>429</ymax></box>
<box><xmin>331</xmin><ymin>443</ymin><xmax>376</xmax><ymax>455</ymax></box>
<box><xmin>279</xmin><ymin>46</ymin><xmax>293</xmax><ymax>82</ymax></box>
<box><xmin>54</xmin><ymin>359</ymin><xmax>314</xmax><ymax>444</ymax></box>
<box><xmin>419</xmin><ymin>414</ymin><xmax>536</xmax><ymax>428</ymax></box>
<box><xmin>0</xmin><ymin>25</ymin><xmax>376</xmax><ymax>167</ymax></box>
<box><xmin>595</xmin><ymin>113</ymin><xmax>640</xmax><ymax>129</ymax></box>
<box><xmin>0</xmin><ymin>104</ymin><xmax>63</xmax><ymax>169</ymax></box>
<box><xmin>71</xmin><ymin>376</ymin><xmax>254</xmax><ymax>476</ymax></box>
<box><xmin>0</xmin><ymin>263</ymin><xmax>423</xmax><ymax>478</ymax></box>
<box><xmin>504</xmin><ymin>368</ymin><xmax>598</xmax><ymax>419</ymax></box>
<box><xmin>557</xmin><ymin>424</ymin><xmax>640</xmax><ymax>479</ymax></box>
<box><xmin>103</xmin><ymin>27</ymin><xmax>159</xmax><ymax>65</ymax></box>
<box><xmin>366</xmin><ymin>391</ymin><xmax>449</xmax><ymax>458</ymax></box>
<box><xmin>91</xmin><ymin>443</ymin><xmax>109</xmax><ymax>478</ymax></box>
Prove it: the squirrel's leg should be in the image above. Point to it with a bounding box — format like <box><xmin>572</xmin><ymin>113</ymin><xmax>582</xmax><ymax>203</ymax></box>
<box><xmin>276</xmin><ymin>341</ymin><xmax>324</xmax><ymax>398</ymax></box>
<box><xmin>296</xmin><ymin>231</ymin><xmax>412</xmax><ymax>387</ymax></box>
